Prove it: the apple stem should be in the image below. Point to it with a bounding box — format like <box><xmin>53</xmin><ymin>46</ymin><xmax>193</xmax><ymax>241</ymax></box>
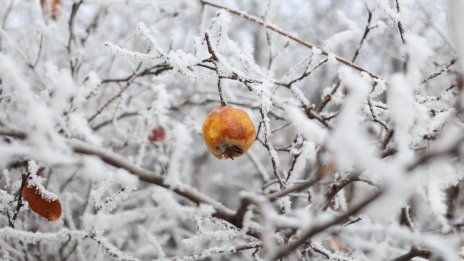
<box><xmin>218</xmin><ymin>77</ymin><xmax>227</xmax><ymax>106</ymax></box>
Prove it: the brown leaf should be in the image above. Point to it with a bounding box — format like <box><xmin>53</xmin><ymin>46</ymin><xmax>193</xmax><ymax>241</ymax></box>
<box><xmin>21</xmin><ymin>182</ymin><xmax>61</xmax><ymax>221</ymax></box>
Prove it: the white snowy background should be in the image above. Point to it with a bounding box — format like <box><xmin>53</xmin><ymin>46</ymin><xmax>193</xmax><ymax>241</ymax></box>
<box><xmin>0</xmin><ymin>0</ymin><xmax>463</xmax><ymax>260</ymax></box>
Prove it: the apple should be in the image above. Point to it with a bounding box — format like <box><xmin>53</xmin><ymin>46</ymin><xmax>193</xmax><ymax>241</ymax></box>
<box><xmin>202</xmin><ymin>106</ymin><xmax>256</xmax><ymax>159</ymax></box>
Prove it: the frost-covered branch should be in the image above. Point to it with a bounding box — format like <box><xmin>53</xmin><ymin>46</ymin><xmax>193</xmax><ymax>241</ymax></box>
<box><xmin>204</xmin><ymin>33</ymin><xmax>227</xmax><ymax>106</ymax></box>
<box><xmin>68</xmin><ymin>140</ymin><xmax>238</xmax><ymax>223</ymax></box>
<box><xmin>422</xmin><ymin>57</ymin><xmax>458</xmax><ymax>84</ymax></box>
<box><xmin>88</xmin><ymin>64</ymin><xmax>172</xmax><ymax>123</ymax></box>
<box><xmin>166</xmin><ymin>242</ymin><xmax>261</xmax><ymax>260</ymax></box>
<box><xmin>272</xmin><ymin>189</ymin><xmax>383</xmax><ymax>259</ymax></box>
<box><xmin>67</xmin><ymin>0</ymin><xmax>83</xmax><ymax>74</ymax></box>
<box><xmin>259</xmin><ymin>104</ymin><xmax>286</xmax><ymax>190</ymax></box>
<box><xmin>200</xmin><ymin>0</ymin><xmax>383</xmax><ymax>80</ymax></box>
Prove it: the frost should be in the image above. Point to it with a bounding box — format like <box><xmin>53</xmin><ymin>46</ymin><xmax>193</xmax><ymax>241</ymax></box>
<box><xmin>323</xmin><ymin>31</ymin><xmax>360</xmax><ymax>52</ymax></box>
<box><xmin>425</xmin><ymin>162</ymin><xmax>462</xmax><ymax>229</ymax></box>
<box><xmin>405</xmin><ymin>34</ymin><xmax>434</xmax><ymax>84</ymax></box>
<box><xmin>182</xmin><ymin>230</ymin><xmax>240</xmax><ymax>250</ymax></box>
<box><xmin>27</xmin><ymin>160</ymin><xmax>39</xmax><ymax>176</ymax></box>
<box><xmin>329</xmin><ymin>68</ymin><xmax>374</xmax><ymax>169</ymax></box>
<box><xmin>80</xmin><ymin>156</ymin><xmax>108</xmax><ymax>182</ymax></box>
<box><xmin>67</xmin><ymin>113</ymin><xmax>102</xmax><ymax>145</ymax></box>
<box><xmin>164</xmin><ymin>124</ymin><xmax>193</xmax><ymax>187</ymax></box>
<box><xmin>136</xmin><ymin>23</ymin><xmax>167</xmax><ymax>57</ymax></box>
<box><xmin>145</xmin><ymin>232</ymin><xmax>166</xmax><ymax>258</ymax></box>
<box><xmin>43</xmin><ymin>63</ymin><xmax>76</xmax><ymax>117</ymax></box>
<box><xmin>367</xmin><ymin>20</ymin><xmax>387</xmax><ymax>40</ymax></box>
<box><xmin>449</xmin><ymin>1</ymin><xmax>464</xmax><ymax>71</ymax></box>
<box><xmin>286</xmin><ymin>106</ymin><xmax>326</xmax><ymax>144</ymax></box>
<box><xmin>376</xmin><ymin>0</ymin><xmax>400</xmax><ymax>23</ymax></box>
<box><xmin>388</xmin><ymin>75</ymin><xmax>415</xmax><ymax>161</ymax></box>
<box><xmin>370</xmin><ymin>79</ymin><xmax>387</xmax><ymax>98</ymax></box>
<box><xmin>25</xmin><ymin>182</ymin><xmax>58</xmax><ymax>203</ymax></box>
<box><xmin>289</xmin><ymin>85</ymin><xmax>310</xmax><ymax>106</ymax></box>
<box><xmin>104</xmin><ymin>42</ymin><xmax>154</xmax><ymax>63</ymax></box>
<box><xmin>167</xmin><ymin>49</ymin><xmax>199</xmax><ymax>80</ymax></box>
<box><xmin>0</xmin><ymin>190</ymin><xmax>14</xmax><ymax>209</ymax></box>
<box><xmin>327</xmin><ymin>53</ymin><xmax>337</xmax><ymax>65</ymax></box>
<box><xmin>90</xmin><ymin>174</ymin><xmax>137</xmax><ymax>214</ymax></box>
<box><xmin>311</xmin><ymin>47</ymin><xmax>322</xmax><ymax>55</ymax></box>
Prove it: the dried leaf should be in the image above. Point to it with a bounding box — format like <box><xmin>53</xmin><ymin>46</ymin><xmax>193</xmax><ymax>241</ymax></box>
<box><xmin>21</xmin><ymin>182</ymin><xmax>62</xmax><ymax>221</ymax></box>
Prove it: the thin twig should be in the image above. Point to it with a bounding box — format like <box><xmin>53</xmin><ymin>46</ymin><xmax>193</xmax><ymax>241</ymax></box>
<box><xmin>8</xmin><ymin>170</ymin><xmax>32</xmax><ymax>228</ymax></box>
<box><xmin>317</xmin><ymin>8</ymin><xmax>374</xmax><ymax>113</ymax></box>
<box><xmin>267</xmin><ymin>178</ymin><xmax>319</xmax><ymax>202</ymax></box>
<box><xmin>1</xmin><ymin>0</ymin><xmax>15</xmax><ymax>30</ymax></box>
<box><xmin>352</xmin><ymin>8</ymin><xmax>373</xmax><ymax>63</ymax></box>
<box><xmin>382</xmin><ymin>129</ymin><xmax>395</xmax><ymax>150</ymax></box>
<box><xmin>29</xmin><ymin>34</ymin><xmax>44</xmax><ymax>69</ymax></box>
<box><xmin>395</xmin><ymin>0</ymin><xmax>406</xmax><ymax>44</ymax></box>
<box><xmin>204</xmin><ymin>33</ymin><xmax>226</xmax><ymax>106</ymax></box>
<box><xmin>421</xmin><ymin>57</ymin><xmax>458</xmax><ymax>84</ymax></box>
<box><xmin>320</xmin><ymin>172</ymin><xmax>379</xmax><ymax>211</ymax></box>
<box><xmin>259</xmin><ymin>105</ymin><xmax>286</xmax><ymax>190</ymax></box>
<box><xmin>277</xmin><ymin>58</ymin><xmax>328</xmax><ymax>88</ymax></box>
<box><xmin>92</xmin><ymin>112</ymin><xmax>139</xmax><ymax>131</ymax></box>
<box><xmin>100</xmin><ymin>64</ymin><xmax>171</xmax><ymax>84</ymax></box>
<box><xmin>88</xmin><ymin>65</ymin><xmax>171</xmax><ymax>123</ymax></box>
<box><xmin>367</xmin><ymin>98</ymin><xmax>389</xmax><ymax>131</ymax></box>
<box><xmin>286</xmin><ymin>152</ymin><xmax>301</xmax><ymax>183</ymax></box>
<box><xmin>67</xmin><ymin>0</ymin><xmax>83</xmax><ymax>74</ymax></box>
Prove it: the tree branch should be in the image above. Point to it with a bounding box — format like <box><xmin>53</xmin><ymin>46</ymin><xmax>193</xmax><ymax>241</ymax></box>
<box><xmin>88</xmin><ymin>64</ymin><xmax>172</xmax><ymax>123</ymax></box>
<box><xmin>272</xmin><ymin>189</ymin><xmax>383</xmax><ymax>260</ymax></box>
<box><xmin>200</xmin><ymin>0</ymin><xmax>382</xmax><ymax>80</ymax></box>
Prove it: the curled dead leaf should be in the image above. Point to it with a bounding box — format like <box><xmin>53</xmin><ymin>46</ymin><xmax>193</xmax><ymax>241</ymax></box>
<box><xmin>21</xmin><ymin>182</ymin><xmax>61</xmax><ymax>221</ymax></box>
